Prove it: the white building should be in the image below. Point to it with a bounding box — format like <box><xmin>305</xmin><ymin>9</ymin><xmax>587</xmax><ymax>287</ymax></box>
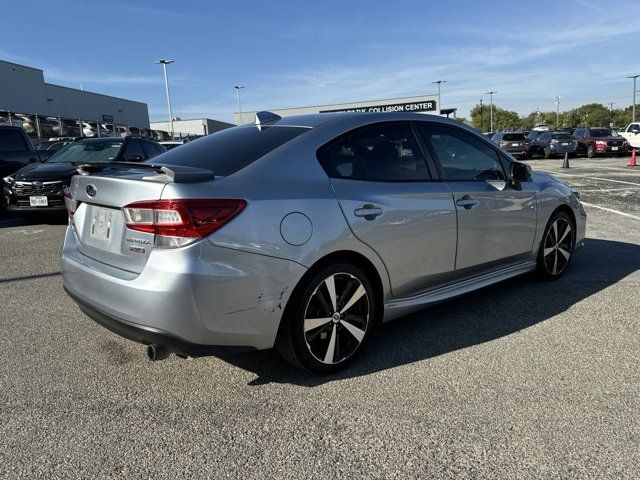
<box><xmin>234</xmin><ymin>94</ymin><xmax>448</xmax><ymax>125</ymax></box>
<box><xmin>150</xmin><ymin>118</ymin><xmax>235</xmax><ymax>138</ymax></box>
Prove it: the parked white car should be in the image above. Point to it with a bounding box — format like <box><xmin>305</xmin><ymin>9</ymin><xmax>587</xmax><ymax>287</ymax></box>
<box><xmin>620</xmin><ymin>123</ymin><xmax>640</xmax><ymax>149</ymax></box>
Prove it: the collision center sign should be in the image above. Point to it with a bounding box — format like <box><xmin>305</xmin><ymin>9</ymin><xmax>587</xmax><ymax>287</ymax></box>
<box><xmin>319</xmin><ymin>100</ymin><xmax>438</xmax><ymax>114</ymax></box>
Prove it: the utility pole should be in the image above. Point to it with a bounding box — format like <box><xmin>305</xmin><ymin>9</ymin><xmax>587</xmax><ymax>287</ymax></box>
<box><xmin>554</xmin><ymin>96</ymin><xmax>560</xmax><ymax>128</ymax></box>
<box><xmin>156</xmin><ymin>59</ymin><xmax>175</xmax><ymax>139</ymax></box>
<box><xmin>234</xmin><ymin>86</ymin><xmax>245</xmax><ymax>125</ymax></box>
<box><xmin>628</xmin><ymin>75</ymin><xmax>639</xmax><ymax>122</ymax></box>
<box><xmin>432</xmin><ymin>80</ymin><xmax>446</xmax><ymax>114</ymax></box>
<box><xmin>479</xmin><ymin>98</ymin><xmax>484</xmax><ymax>131</ymax></box>
<box><xmin>609</xmin><ymin>101</ymin><xmax>615</xmax><ymax>126</ymax></box>
<box><xmin>484</xmin><ymin>91</ymin><xmax>496</xmax><ymax>132</ymax></box>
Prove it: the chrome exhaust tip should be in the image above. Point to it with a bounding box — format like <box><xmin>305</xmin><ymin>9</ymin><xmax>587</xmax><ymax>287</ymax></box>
<box><xmin>146</xmin><ymin>344</ymin><xmax>170</xmax><ymax>361</ymax></box>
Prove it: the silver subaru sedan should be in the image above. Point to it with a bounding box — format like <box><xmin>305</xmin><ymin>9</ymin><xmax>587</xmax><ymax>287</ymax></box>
<box><xmin>61</xmin><ymin>112</ymin><xmax>586</xmax><ymax>373</ymax></box>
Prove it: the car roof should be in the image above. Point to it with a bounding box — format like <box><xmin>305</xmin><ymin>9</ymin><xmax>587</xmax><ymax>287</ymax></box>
<box><xmin>76</xmin><ymin>137</ymin><xmax>125</xmax><ymax>144</ymax></box>
<box><xmin>246</xmin><ymin>111</ymin><xmax>473</xmax><ymax>130</ymax></box>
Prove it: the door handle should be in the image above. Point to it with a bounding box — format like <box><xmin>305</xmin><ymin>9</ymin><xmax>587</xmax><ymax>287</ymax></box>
<box><xmin>456</xmin><ymin>198</ymin><xmax>479</xmax><ymax>209</ymax></box>
<box><xmin>354</xmin><ymin>204</ymin><xmax>383</xmax><ymax>220</ymax></box>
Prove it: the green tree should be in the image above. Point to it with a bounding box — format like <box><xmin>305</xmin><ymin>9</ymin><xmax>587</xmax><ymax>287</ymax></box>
<box><xmin>469</xmin><ymin>104</ymin><xmax>522</xmax><ymax>132</ymax></box>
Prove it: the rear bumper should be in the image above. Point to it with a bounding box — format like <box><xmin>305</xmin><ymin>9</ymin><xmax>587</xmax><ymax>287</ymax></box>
<box><xmin>61</xmin><ymin>226</ymin><xmax>307</xmax><ymax>351</ymax></box>
<box><xmin>65</xmin><ymin>287</ymin><xmax>254</xmax><ymax>356</ymax></box>
<box><xmin>6</xmin><ymin>204</ymin><xmax>67</xmax><ymax>213</ymax></box>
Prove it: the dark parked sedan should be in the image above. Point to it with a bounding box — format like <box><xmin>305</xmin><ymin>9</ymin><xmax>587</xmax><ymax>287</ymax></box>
<box><xmin>529</xmin><ymin>132</ymin><xmax>577</xmax><ymax>158</ymax></box>
<box><xmin>491</xmin><ymin>132</ymin><xmax>529</xmax><ymax>158</ymax></box>
<box><xmin>3</xmin><ymin>136</ymin><xmax>165</xmax><ymax>217</ymax></box>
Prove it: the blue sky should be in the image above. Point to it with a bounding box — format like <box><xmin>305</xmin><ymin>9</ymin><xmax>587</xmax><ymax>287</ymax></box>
<box><xmin>2</xmin><ymin>0</ymin><xmax>639</xmax><ymax>123</ymax></box>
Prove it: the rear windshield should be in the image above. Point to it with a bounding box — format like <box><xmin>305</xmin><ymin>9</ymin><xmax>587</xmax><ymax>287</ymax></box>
<box><xmin>590</xmin><ymin>128</ymin><xmax>613</xmax><ymax>138</ymax></box>
<box><xmin>552</xmin><ymin>134</ymin><xmax>573</xmax><ymax>140</ymax></box>
<box><xmin>502</xmin><ymin>133</ymin><xmax>526</xmax><ymax>141</ymax></box>
<box><xmin>47</xmin><ymin>140</ymin><xmax>123</xmax><ymax>163</ymax></box>
<box><xmin>150</xmin><ymin>126</ymin><xmax>309</xmax><ymax>176</ymax></box>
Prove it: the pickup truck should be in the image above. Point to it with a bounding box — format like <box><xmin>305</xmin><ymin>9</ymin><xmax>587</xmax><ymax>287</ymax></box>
<box><xmin>620</xmin><ymin>123</ymin><xmax>640</xmax><ymax>149</ymax></box>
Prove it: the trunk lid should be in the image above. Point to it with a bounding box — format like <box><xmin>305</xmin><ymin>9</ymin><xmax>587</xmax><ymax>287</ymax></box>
<box><xmin>69</xmin><ymin>171</ymin><xmax>167</xmax><ymax>273</ymax></box>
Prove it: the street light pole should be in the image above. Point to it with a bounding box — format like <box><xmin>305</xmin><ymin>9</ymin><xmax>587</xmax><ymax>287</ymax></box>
<box><xmin>156</xmin><ymin>59</ymin><xmax>175</xmax><ymax>139</ymax></box>
<box><xmin>628</xmin><ymin>75</ymin><xmax>639</xmax><ymax>122</ymax></box>
<box><xmin>432</xmin><ymin>80</ymin><xmax>446</xmax><ymax>114</ymax></box>
<box><xmin>485</xmin><ymin>91</ymin><xmax>496</xmax><ymax>132</ymax></box>
<box><xmin>234</xmin><ymin>86</ymin><xmax>245</xmax><ymax>125</ymax></box>
<box><xmin>554</xmin><ymin>96</ymin><xmax>560</xmax><ymax>127</ymax></box>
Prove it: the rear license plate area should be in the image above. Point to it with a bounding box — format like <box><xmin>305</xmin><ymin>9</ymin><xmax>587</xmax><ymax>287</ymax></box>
<box><xmin>90</xmin><ymin>206</ymin><xmax>114</xmax><ymax>241</ymax></box>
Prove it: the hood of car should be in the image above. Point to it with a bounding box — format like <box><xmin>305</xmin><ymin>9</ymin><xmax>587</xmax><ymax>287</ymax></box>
<box><xmin>593</xmin><ymin>135</ymin><xmax>625</xmax><ymax>141</ymax></box>
<box><xmin>13</xmin><ymin>162</ymin><xmax>77</xmax><ymax>182</ymax></box>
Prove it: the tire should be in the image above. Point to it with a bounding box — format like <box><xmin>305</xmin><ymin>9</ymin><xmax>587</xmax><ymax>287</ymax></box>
<box><xmin>275</xmin><ymin>263</ymin><xmax>376</xmax><ymax>373</ymax></box>
<box><xmin>587</xmin><ymin>146</ymin><xmax>595</xmax><ymax>158</ymax></box>
<box><xmin>536</xmin><ymin>211</ymin><xmax>575</xmax><ymax>281</ymax></box>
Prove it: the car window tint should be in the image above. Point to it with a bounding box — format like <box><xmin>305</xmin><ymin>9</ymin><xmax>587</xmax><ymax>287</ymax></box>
<box><xmin>502</xmin><ymin>133</ymin><xmax>526</xmax><ymax>141</ymax></box>
<box><xmin>142</xmin><ymin>141</ymin><xmax>160</xmax><ymax>159</ymax></box>
<box><xmin>418</xmin><ymin>124</ymin><xmax>506</xmax><ymax>181</ymax></box>
<box><xmin>0</xmin><ymin>130</ymin><xmax>28</xmax><ymax>152</ymax></box>
<box><xmin>150</xmin><ymin>126</ymin><xmax>309</xmax><ymax>176</ymax></box>
<box><xmin>124</xmin><ymin>141</ymin><xmax>145</xmax><ymax>161</ymax></box>
<box><xmin>317</xmin><ymin>139</ymin><xmax>364</xmax><ymax>179</ymax></box>
<box><xmin>348</xmin><ymin>123</ymin><xmax>429</xmax><ymax>181</ymax></box>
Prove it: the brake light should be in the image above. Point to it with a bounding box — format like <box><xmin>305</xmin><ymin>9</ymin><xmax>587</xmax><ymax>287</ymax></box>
<box><xmin>63</xmin><ymin>187</ymin><xmax>77</xmax><ymax>215</ymax></box>
<box><xmin>123</xmin><ymin>199</ymin><xmax>246</xmax><ymax>240</ymax></box>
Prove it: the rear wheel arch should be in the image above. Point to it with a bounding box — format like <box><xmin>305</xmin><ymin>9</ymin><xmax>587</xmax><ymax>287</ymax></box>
<box><xmin>282</xmin><ymin>250</ymin><xmax>385</xmax><ymax>329</ymax></box>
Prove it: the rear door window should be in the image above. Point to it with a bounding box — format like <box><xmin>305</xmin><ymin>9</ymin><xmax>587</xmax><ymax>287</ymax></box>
<box><xmin>123</xmin><ymin>141</ymin><xmax>145</xmax><ymax>161</ymax></box>
<box><xmin>317</xmin><ymin>123</ymin><xmax>430</xmax><ymax>181</ymax></box>
<box><xmin>0</xmin><ymin>130</ymin><xmax>28</xmax><ymax>152</ymax></box>
<box><xmin>150</xmin><ymin>126</ymin><xmax>309</xmax><ymax>176</ymax></box>
<box><xmin>502</xmin><ymin>133</ymin><xmax>526</xmax><ymax>141</ymax></box>
<box><xmin>142</xmin><ymin>141</ymin><xmax>161</xmax><ymax>159</ymax></box>
<box><xmin>348</xmin><ymin>123</ymin><xmax>430</xmax><ymax>181</ymax></box>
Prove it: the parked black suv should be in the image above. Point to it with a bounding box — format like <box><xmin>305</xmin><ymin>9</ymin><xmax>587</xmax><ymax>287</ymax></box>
<box><xmin>3</xmin><ymin>136</ymin><xmax>165</xmax><ymax>216</ymax></box>
<box><xmin>529</xmin><ymin>132</ymin><xmax>578</xmax><ymax>158</ymax></box>
<box><xmin>1</xmin><ymin>126</ymin><xmax>40</xmax><ymax>182</ymax></box>
<box><xmin>490</xmin><ymin>132</ymin><xmax>529</xmax><ymax>158</ymax></box>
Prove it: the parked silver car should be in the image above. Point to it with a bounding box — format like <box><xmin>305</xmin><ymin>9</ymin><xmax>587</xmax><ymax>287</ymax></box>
<box><xmin>61</xmin><ymin>112</ymin><xmax>586</xmax><ymax>373</ymax></box>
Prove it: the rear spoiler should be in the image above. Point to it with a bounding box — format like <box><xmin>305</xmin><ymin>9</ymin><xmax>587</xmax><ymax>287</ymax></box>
<box><xmin>73</xmin><ymin>162</ymin><xmax>215</xmax><ymax>183</ymax></box>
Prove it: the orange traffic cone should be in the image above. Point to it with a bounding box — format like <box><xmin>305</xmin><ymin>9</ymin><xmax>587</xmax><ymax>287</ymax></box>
<box><xmin>630</xmin><ymin>149</ymin><xmax>637</xmax><ymax>167</ymax></box>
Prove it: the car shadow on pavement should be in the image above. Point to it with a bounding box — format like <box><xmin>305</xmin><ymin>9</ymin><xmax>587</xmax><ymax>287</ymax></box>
<box><xmin>220</xmin><ymin>238</ymin><xmax>640</xmax><ymax>386</ymax></box>
<box><xmin>0</xmin><ymin>214</ymin><xmax>67</xmax><ymax>228</ymax></box>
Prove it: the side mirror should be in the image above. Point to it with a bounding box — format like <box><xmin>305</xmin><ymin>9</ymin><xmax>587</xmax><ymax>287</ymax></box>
<box><xmin>28</xmin><ymin>156</ymin><xmax>40</xmax><ymax>164</ymax></box>
<box><xmin>510</xmin><ymin>162</ymin><xmax>531</xmax><ymax>190</ymax></box>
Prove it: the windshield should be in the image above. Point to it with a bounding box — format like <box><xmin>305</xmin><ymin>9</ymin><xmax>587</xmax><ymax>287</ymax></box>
<box><xmin>150</xmin><ymin>125</ymin><xmax>309</xmax><ymax>176</ymax></box>
<box><xmin>47</xmin><ymin>140</ymin><xmax>123</xmax><ymax>163</ymax></box>
<box><xmin>590</xmin><ymin>128</ymin><xmax>613</xmax><ymax>138</ymax></box>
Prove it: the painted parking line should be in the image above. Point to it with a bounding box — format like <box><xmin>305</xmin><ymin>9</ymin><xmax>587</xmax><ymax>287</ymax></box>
<box><xmin>580</xmin><ymin>202</ymin><xmax>640</xmax><ymax>221</ymax></box>
<box><xmin>585</xmin><ymin>166</ymin><xmax>640</xmax><ymax>174</ymax></box>
<box><xmin>580</xmin><ymin>187</ymin><xmax>640</xmax><ymax>192</ymax></box>
<box><xmin>551</xmin><ymin>172</ymin><xmax>640</xmax><ymax>187</ymax></box>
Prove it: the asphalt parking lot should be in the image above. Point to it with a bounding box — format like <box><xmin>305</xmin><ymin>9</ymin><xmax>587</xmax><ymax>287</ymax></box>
<box><xmin>1</xmin><ymin>156</ymin><xmax>639</xmax><ymax>479</ymax></box>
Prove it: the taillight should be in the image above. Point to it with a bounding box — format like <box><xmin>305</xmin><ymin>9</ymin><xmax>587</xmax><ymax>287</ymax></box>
<box><xmin>63</xmin><ymin>187</ymin><xmax>77</xmax><ymax>215</ymax></box>
<box><xmin>123</xmin><ymin>199</ymin><xmax>246</xmax><ymax>243</ymax></box>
